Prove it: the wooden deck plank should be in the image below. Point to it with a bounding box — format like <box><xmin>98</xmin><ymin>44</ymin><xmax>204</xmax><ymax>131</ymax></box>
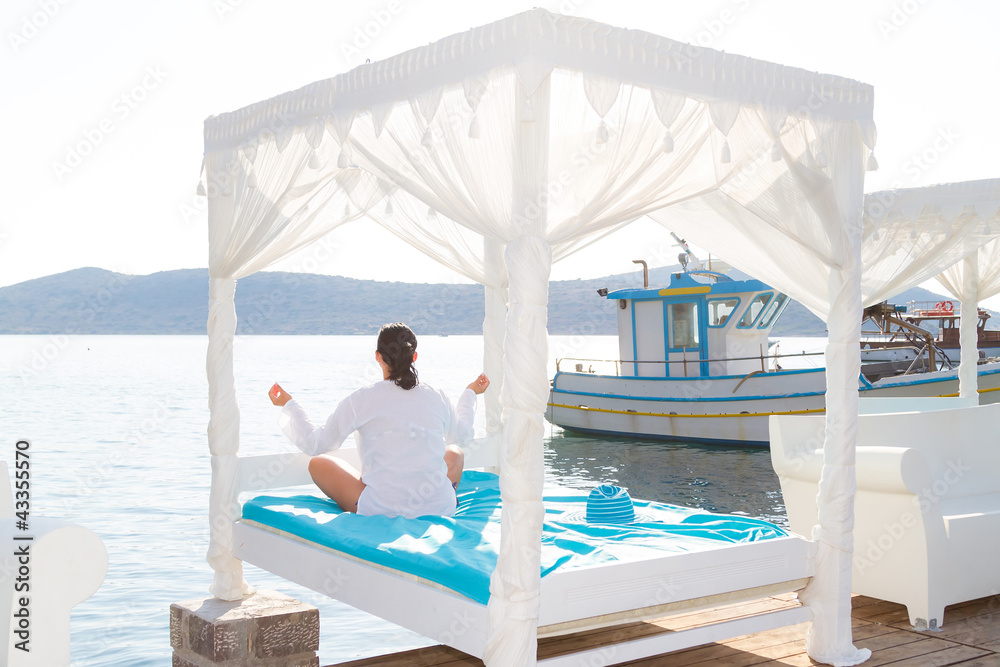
<box><xmin>861</xmin><ymin>637</ymin><xmax>985</xmax><ymax>666</ymax></box>
<box><xmin>926</xmin><ymin>597</ymin><xmax>1000</xmax><ymax>646</ymax></box>
<box><xmin>624</xmin><ymin>627</ymin><xmax>810</xmax><ymax>666</ymax></box>
<box><xmin>853</xmin><ymin>628</ymin><xmax>928</xmax><ymax>653</ymax></box>
<box><xmin>950</xmin><ymin>654</ymin><xmax>1000</xmax><ymax>666</ymax></box>
<box><xmin>853</xmin><ymin>603</ymin><xmax>912</xmax><ymax>626</ymax></box>
<box><xmin>329</xmin><ymin>645</ymin><xmax>483</xmax><ymax>667</ymax></box>
<box><xmin>324</xmin><ymin>594</ymin><xmax>1000</xmax><ymax>666</ymax></box>
<box><xmin>535</xmin><ymin>596</ymin><xmax>801</xmax><ymax>659</ymax></box>
<box><xmin>881</xmin><ymin>645</ymin><xmax>991</xmax><ymax>667</ymax></box>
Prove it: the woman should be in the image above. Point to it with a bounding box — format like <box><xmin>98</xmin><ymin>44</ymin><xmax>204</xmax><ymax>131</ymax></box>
<box><xmin>268</xmin><ymin>322</ymin><xmax>489</xmax><ymax>518</ymax></box>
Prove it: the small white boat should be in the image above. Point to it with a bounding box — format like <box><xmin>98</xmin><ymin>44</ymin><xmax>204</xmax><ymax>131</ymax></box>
<box><xmin>546</xmin><ymin>266</ymin><xmax>1000</xmax><ymax>446</ymax></box>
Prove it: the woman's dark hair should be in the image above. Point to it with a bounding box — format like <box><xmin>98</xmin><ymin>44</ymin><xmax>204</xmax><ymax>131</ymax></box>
<box><xmin>377</xmin><ymin>322</ymin><xmax>419</xmax><ymax>390</ymax></box>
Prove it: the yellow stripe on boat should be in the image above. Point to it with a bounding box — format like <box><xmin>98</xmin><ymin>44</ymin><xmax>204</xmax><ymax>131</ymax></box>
<box><xmin>657</xmin><ymin>286</ymin><xmax>712</xmax><ymax>296</ymax></box>
<box><xmin>547</xmin><ymin>402</ymin><xmax>826</xmax><ymax>419</ymax></box>
<box><xmin>935</xmin><ymin>385</ymin><xmax>1000</xmax><ymax>397</ymax></box>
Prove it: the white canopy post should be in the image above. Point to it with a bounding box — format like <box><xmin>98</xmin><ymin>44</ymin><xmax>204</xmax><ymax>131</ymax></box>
<box><xmin>802</xmin><ymin>258</ymin><xmax>865</xmax><ymax>663</ymax></box>
<box><xmin>959</xmin><ymin>253</ymin><xmax>980</xmax><ymax>398</ymax></box>
<box><xmin>484</xmin><ymin>76</ymin><xmax>551</xmax><ymax>666</ymax></box>
<box><xmin>206</xmin><ymin>275</ymin><xmax>254</xmax><ymax>600</ymax></box>
<box><xmin>483</xmin><ymin>237</ymin><xmax>507</xmax><ymax>436</ymax></box>
<box><xmin>797</xmin><ymin>125</ymin><xmax>870</xmax><ymax>667</ymax></box>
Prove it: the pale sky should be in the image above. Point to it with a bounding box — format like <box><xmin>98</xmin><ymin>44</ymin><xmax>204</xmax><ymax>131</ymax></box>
<box><xmin>3</xmin><ymin>0</ymin><xmax>999</xmax><ymax>306</ymax></box>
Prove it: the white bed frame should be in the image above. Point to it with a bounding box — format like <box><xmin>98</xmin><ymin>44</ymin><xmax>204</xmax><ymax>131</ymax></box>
<box><xmin>232</xmin><ymin>439</ymin><xmax>815</xmax><ymax>664</ymax></box>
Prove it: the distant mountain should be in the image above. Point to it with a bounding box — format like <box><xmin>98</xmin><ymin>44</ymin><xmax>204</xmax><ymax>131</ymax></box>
<box><xmin>0</xmin><ymin>266</ymin><xmax>992</xmax><ymax>336</ymax></box>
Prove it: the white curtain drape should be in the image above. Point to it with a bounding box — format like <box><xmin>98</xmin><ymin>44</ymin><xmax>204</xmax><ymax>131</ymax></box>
<box><xmin>938</xmin><ymin>237</ymin><xmax>1000</xmax><ymax>303</ymax></box>
<box><xmin>937</xmin><ymin>242</ymin><xmax>1000</xmax><ymax>397</ymax></box>
<box><xmin>203</xmin><ymin>144</ymin><xmax>379</xmax><ymax>599</ymax></box>
<box><xmin>649</xmin><ymin>117</ymin><xmax>871</xmax><ymax>665</ymax></box>
<box><xmin>203</xmin><ymin>9</ymin><xmax>877</xmax><ymax>664</ymax></box>
<box><xmin>862</xmin><ymin>180</ymin><xmax>1000</xmax><ymax>398</ymax></box>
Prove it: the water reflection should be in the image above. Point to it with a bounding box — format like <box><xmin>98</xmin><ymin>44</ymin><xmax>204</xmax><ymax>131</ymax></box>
<box><xmin>543</xmin><ymin>428</ymin><xmax>788</xmax><ymax>528</ymax></box>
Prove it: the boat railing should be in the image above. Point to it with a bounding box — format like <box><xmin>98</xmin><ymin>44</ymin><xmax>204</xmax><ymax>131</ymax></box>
<box><xmin>556</xmin><ymin>350</ymin><xmax>826</xmax><ymax>376</ymax></box>
<box><xmin>906</xmin><ymin>299</ymin><xmax>961</xmax><ymax>317</ymax></box>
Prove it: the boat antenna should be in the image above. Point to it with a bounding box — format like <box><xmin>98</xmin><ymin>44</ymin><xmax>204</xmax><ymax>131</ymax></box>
<box><xmin>632</xmin><ymin>259</ymin><xmax>649</xmax><ymax>289</ymax></box>
<box><xmin>670</xmin><ymin>232</ymin><xmax>700</xmax><ymax>272</ymax></box>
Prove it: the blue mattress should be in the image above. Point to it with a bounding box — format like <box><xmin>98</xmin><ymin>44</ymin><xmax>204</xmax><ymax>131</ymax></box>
<box><xmin>241</xmin><ymin>471</ymin><xmax>787</xmax><ymax>604</ymax></box>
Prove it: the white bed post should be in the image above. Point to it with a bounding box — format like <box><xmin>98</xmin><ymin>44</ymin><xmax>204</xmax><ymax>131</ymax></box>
<box><xmin>959</xmin><ymin>253</ymin><xmax>979</xmax><ymax>400</ymax></box>
<box><xmin>484</xmin><ymin>73</ymin><xmax>551</xmax><ymax>666</ymax></box>
<box><xmin>206</xmin><ymin>276</ymin><xmax>253</xmax><ymax>600</ymax></box>
<box><xmin>483</xmin><ymin>237</ymin><xmax>508</xmax><ymax>436</ymax></box>
<box><xmin>799</xmin><ymin>125</ymin><xmax>871</xmax><ymax>666</ymax></box>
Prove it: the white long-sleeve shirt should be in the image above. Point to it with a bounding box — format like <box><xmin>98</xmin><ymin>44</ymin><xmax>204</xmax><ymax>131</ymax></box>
<box><xmin>280</xmin><ymin>381</ymin><xmax>476</xmax><ymax>518</ymax></box>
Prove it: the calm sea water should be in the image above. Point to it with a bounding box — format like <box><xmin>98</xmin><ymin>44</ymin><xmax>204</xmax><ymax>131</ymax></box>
<box><xmin>0</xmin><ymin>334</ymin><xmax>823</xmax><ymax>666</ymax></box>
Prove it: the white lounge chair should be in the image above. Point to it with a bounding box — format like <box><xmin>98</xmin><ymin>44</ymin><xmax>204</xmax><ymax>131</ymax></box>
<box><xmin>0</xmin><ymin>462</ymin><xmax>108</xmax><ymax>666</ymax></box>
<box><xmin>771</xmin><ymin>400</ymin><xmax>1000</xmax><ymax>630</ymax></box>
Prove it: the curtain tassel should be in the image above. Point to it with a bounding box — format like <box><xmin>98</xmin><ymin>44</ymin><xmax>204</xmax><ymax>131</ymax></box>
<box><xmin>661</xmin><ymin>131</ymin><xmax>674</xmax><ymax>153</ymax></box>
<box><xmin>867</xmin><ymin>150</ymin><xmax>879</xmax><ymax>171</ymax></box>
<box><xmin>596</xmin><ymin>120</ymin><xmax>610</xmax><ymax>144</ymax></box>
<box><xmin>337</xmin><ymin>149</ymin><xmax>351</xmax><ymax>169</ymax></box>
<box><xmin>196</xmin><ymin>180</ymin><xmax>207</xmax><ymax>197</ymax></box>
<box><xmin>308</xmin><ymin>150</ymin><xmax>322</xmax><ymax>169</ymax></box>
<box><xmin>520</xmin><ymin>99</ymin><xmax>535</xmax><ymax>123</ymax></box>
<box><xmin>720</xmin><ymin>139</ymin><xmax>731</xmax><ymax>164</ymax></box>
<box><xmin>468</xmin><ymin>115</ymin><xmax>481</xmax><ymax>139</ymax></box>
<box><xmin>246</xmin><ymin>170</ymin><xmax>258</xmax><ymax>189</ymax></box>
<box><xmin>770</xmin><ymin>140</ymin><xmax>782</xmax><ymax>162</ymax></box>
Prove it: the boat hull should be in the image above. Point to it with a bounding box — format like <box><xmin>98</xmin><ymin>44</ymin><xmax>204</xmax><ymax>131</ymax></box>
<box><xmin>546</xmin><ymin>363</ymin><xmax>1000</xmax><ymax>446</ymax></box>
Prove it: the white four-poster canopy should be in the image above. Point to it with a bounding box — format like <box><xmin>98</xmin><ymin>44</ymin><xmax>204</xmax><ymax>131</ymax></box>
<box><xmin>861</xmin><ymin>178</ymin><xmax>1000</xmax><ymax>398</ymax></box>
<box><xmin>202</xmin><ymin>10</ymin><xmax>878</xmax><ymax>665</ymax></box>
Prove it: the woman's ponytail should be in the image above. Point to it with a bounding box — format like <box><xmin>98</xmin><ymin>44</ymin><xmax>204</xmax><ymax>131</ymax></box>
<box><xmin>376</xmin><ymin>322</ymin><xmax>419</xmax><ymax>390</ymax></box>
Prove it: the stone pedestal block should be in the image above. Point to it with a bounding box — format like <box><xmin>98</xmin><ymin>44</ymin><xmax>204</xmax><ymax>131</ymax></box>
<box><xmin>170</xmin><ymin>589</ymin><xmax>319</xmax><ymax>666</ymax></box>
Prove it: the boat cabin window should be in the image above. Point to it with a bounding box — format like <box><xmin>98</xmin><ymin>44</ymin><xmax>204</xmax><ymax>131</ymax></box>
<box><xmin>757</xmin><ymin>293</ymin><xmax>788</xmax><ymax>329</ymax></box>
<box><xmin>707</xmin><ymin>298</ymin><xmax>740</xmax><ymax>327</ymax></box>
<box><xmin>669</xmin><ymin>302</ymin><xmax>699</xmax><ymax>348</ymax></box>
<box><xmin>738</xmin><ymin>293</ymin><xmax>773</xmax><ymax>328</ymax></box>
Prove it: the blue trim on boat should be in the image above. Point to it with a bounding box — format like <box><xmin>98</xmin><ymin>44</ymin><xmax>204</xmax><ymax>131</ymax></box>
<box><xmin>606</xmin><ymin>275</ymin><xmax>771</xmax><ymax>301</ymax></box>
<box><xmin>872</xmin><ymin>364</ymin><xmax>1000</xmax><ymax>389</ymax></box>
<box><xmin>555</xmin><ymin>424</ymin><xmax>770</xmax><ymax>448</ymax></box>
<box><xmin>551</xmin><ymin>387</ymin><xmax>826</xmax><ymax>403</ymax></box>
<box><xmin>737</xmin><ymin>292</ymin><xmax>773</xmax><ymax>328</ymax></box>
<box><xmin>554</xmin><ymin>367</ymin><xmax>825</xmax><ymax>382</ymax></box>
<box><xmin>757</xmin><ymin>294</ymin><xmax>789</xmax><ymax>329</ymax></box>
<box><xmin>702</xmin><ymin>280</ymin><xmax>771</xmax><ymax>295</ymax></box>
<box><xmin>707</xmin><ymin>296</ymin><xmax>742</xmax><ymax>328</ymax></box>
<box><xmin>630</xmin><ymin>300</ymin><xmax>638</xmax><ymax>378</ymax></box>
<box><xmin>662</xmin><ymin>299</ymin><xmax>670</xmax><ymax>378</ymax></box>
<box><xmin>698</xmin><ymin>296</ymin><xmax>710</xmax><ymax>375</ymax></box>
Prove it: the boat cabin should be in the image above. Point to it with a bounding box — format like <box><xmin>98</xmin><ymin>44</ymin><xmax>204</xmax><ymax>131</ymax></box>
<box><xmin>608</xmin><ymin>271</ymin><xmax>789</xmax><ymax>378</ymax></box>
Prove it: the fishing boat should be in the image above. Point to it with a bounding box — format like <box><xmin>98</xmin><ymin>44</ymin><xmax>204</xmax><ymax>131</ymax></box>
<box><xmin>860</xmin><ymin>300</ymin><xmax>1000</xmax><ymax>365</ymax></box>
<box><xmin>546</xmin><ymin>260</ymin><xmax>1000</xmax><ymax>446</ymax></box>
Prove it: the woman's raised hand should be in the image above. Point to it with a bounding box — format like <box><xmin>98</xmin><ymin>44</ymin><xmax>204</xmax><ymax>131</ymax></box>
<box><xmin>269</xmin><ymin>382</ymin><xmax>292</xmax><ymax>407</ymax></box>
<box><xmin>467</xmin><ymin>373</ymin><xmax>490</xmax><ymax>395</ymax></box>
